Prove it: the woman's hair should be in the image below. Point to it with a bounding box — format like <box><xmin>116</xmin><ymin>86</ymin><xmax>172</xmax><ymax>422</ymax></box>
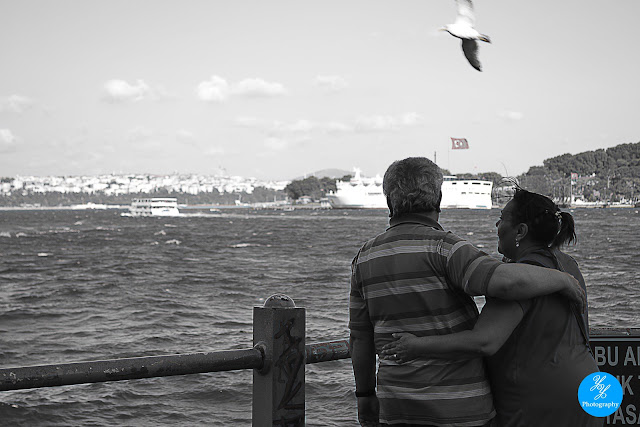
<box><xmin>509</xmin><ymin>185</ymin><xmax>576</xmax><ymax>248</ymax></box>
<box><xmin>383</xmin><ymin>157</ymin><xmax>443</xmax><ymax>216</ymax></box>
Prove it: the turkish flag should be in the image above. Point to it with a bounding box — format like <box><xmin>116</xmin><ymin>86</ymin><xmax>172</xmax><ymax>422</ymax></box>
<box><xmin>451</xmin><ymin>138</ymin><xmax>469</xmax><ymax>149</ymax></box>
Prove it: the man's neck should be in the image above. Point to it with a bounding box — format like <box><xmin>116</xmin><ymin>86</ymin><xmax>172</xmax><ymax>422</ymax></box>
<box><xmin>391</xmin><ymin>210</ymin><xmax>440</xmax><ymax>222</ymax></box>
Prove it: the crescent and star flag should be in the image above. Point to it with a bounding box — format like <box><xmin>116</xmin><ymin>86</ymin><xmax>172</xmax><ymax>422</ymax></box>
<box><xmin>451</xmin><ymin>138</ymin><xmax>469</xmax><ymax>149</ymax></box>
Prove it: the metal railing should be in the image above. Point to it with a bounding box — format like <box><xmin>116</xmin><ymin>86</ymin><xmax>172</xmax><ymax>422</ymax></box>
<box><xmin>1</xmin><ymin>294</ymin><xmax>638</xmax><ymax>427</ymax></box>
<box><xmin>0</xmin><ymin>341</ymin><xmax>350</xmax><ymax>392</ymax></box>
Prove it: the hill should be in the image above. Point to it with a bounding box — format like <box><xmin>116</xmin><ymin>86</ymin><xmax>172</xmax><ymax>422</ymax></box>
<box><xmin>541</xmin><ymin>142</ymin><xmax>640</xmax><ymax>178</ymax></box>
<box><xmin>294</xmin><ymin>168</ymin><xmax>352</xmax><ymax>180</ymax></box>
<box><xmin>517</xmin><ymin>141</ymin><xmax>639</xmax><ymax>203</ymax></box>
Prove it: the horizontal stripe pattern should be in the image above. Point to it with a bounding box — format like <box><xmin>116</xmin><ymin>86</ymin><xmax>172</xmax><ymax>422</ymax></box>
<box><xmin>348</xmin><ymin>213</ymin><xmax>500</xmax><ymax>425</ymax></box>
<box><xmin>373</xmin><ymin>308</ymin><xmax>475</xmax><ymax>334</ymax></box>
<box><xmin>365</xmin><ymin>278</ymin><xmax>446</xmax><ymax>299</ymax></box>
<box><xmin>379</xmin><ymin>415</ymin><xmax>496</xmax><ymax>427</ymax></box>
<box><xmin>378</xmin><ymin>380</ymin><xmax>492</xmax><ymax>400</ymax></box>
<box><xmin>357</xmin><ymin>240</ymin><xmax>441</xmax><ymax>264</ymax></box>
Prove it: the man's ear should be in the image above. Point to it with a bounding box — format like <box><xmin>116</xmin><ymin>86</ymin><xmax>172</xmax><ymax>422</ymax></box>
<box><xmin>386</xmin><ymin>196</ymin><xmax>393</xmax><ymax>217</ymax></box>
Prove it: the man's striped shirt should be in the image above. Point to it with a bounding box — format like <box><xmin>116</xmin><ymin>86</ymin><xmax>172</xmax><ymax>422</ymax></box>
<box><xmin>349</xmin><ymin>212</ymin><xmax>502</xmax><ymax>426</ymax></box>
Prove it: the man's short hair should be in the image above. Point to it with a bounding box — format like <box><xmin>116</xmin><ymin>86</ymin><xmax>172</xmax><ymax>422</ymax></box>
<box><xmin>383</xmin><ymin>157</ymin><xmax>443</xmax><ymax>216</ymax></box>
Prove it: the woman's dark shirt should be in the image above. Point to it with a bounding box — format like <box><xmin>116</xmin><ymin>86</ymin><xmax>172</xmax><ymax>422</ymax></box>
<box><xmin>486</xmin><ymin>248</ymin><xmax>602</xmax><ymax>427</ymax></box>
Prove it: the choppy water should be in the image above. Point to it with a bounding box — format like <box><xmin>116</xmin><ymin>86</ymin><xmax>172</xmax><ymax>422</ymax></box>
<box><xmin>1</xmin><ymin>207</ymin><xmax>639</xmax><ymax>426</ymax></box>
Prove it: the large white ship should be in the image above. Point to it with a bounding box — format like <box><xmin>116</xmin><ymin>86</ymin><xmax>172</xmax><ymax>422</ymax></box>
<box><xmin>127</xmin><ymin>198</ymin><xmax>181</xmax><ymax>217</ymax></box>
<box><xmin>327</xmin><ymin>169</ymin><xmax>493</xmax><ymax>209</ymax></box>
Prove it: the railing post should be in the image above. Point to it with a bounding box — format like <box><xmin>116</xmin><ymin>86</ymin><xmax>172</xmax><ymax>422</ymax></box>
<box><xmin>253</xmin><ymin>294</ymin><xmax>306</xmax><ymax>426</ymax></box>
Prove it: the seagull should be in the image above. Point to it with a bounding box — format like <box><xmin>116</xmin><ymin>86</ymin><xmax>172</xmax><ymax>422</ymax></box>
<box><xmin>441</xmin><ymin>0</ymin><xmax>491</xmax><ymax>71</ymax></box>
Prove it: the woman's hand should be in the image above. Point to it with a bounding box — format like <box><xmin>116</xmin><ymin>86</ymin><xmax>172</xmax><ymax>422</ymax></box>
<box><xmin>559</xmin><ymin>273</ymin><xmax>586</xmax><ymax>314</ymax></box>
<box><xmin>380</xmin><ymin>332</ymin><xmax>420</xmax><ymax>363</ymax></box>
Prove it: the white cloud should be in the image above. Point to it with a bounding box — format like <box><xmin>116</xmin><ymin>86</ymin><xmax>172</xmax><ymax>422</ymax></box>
<box><xmin>264</xmin><ymin>137</ymin><xmax>288</xmax><ymax>151</ymax></box>
<box><xmin>314</xmin><ymin>75</ymin><xmax>348</xmax><ymax>92</ymax></box>
<box><xmin>104</xmin><ymin>79</ymin><xmax>151</xmax><ymax>103</ymax></box>
<box><xmin>499</xmin><ymin>111</ymin><xmax>524</xmax><ymax>121</ymax></box>
<box><xmin>102</xmin><ymin>80</ymin><xmax>172</xmax><ymax>103</ymax></box>
<box><xmin>176</xmin><ymin>129</ymin><xmax>196</xmax><ymax>143</ymax></box>
<box><xmin>125</xmin><ymin>126</ymin><xmax>154</xmax><ymax>143</ymax></box>
<box><xmin>234</xmin><ymin>116</ymin><xmax>274</xmax><ymax>129</ymax></box>
<box><xmin>280</xmin><ymin>119</ymin><xmax>314</xmax><ymax>133</ymax></box>
<box><xmin>232</xmin><ymin>78</ymin><xmax>287</xmax><ymax>97</ymax></box>
<box><xmin>197</xmin><ymin>76</ymin><xmax>287</xmax><ymax>102</ymax></box>
<box><xmin>235</xmin><ymin>113</ymin><xmax>420</xmax><ymax>138</ymax></box>
<box><xmin>355</xmin><ymin>112</ymin><xmax>423</xmax><ymax>132</ymax></box>
<box><xmin>355</xmin><ymin>115</ymin><xmax>396</xmax><ymax>131</ymax></box>
<box><xmin>325</xmin><ymin>121</ymin><xmax>354</xmax><ymax>133</ymax></box>
<box><xmin>234</xmin><ymin>117</ymin><xmax>313</xmax><ymax>134</ymax></box>
<box><xmin>0</xmin><ymin>95</ymin><xmax>34</xmax><ymax>113</ymax></box>
<box><xmin>204</xmin><ymin>145</ymin><xmax>225</xmax><ymax>156</ymax></box>
<box><xmin>400</xmin><ymin>112</ymin><xmax>422</xmax><ymax>126</ymax></box>
<box><xmin>197</xmin><ymin>75</ymin><xmax>229</xmax><ymax>102</ymax></box>
<box><xmin>0</xmin><ymin>128</ymin><xmax>17</xmax><ymax>151</ymax></box>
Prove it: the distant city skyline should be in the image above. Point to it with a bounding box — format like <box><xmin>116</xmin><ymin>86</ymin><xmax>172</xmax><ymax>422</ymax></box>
<box><xmin>1</xmin><ymin>1</ymin><xmax>639</xmax><ymax>180</ymax></box>
<box><xmin>1</xmin><ymin>172</ymin><xmax>289</xmax><ymax>198</ymax></box>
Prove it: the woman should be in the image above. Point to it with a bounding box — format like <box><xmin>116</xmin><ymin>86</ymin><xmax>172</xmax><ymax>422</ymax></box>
<box><xmin>381</xmin><ymin>187</ymin><xmax>601</xmax><ymax>427</ymax></box>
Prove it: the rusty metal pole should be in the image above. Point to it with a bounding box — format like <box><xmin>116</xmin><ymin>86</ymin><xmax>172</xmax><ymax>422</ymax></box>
<box><xmin>0</xmin><ymin>350</ymin><xmax>263</xmax><ymax>391</ymax></box>
<box><xmin>253</xmin><ymin>294</ymin><xmax>305</xmax><ymax>426</ymax></box>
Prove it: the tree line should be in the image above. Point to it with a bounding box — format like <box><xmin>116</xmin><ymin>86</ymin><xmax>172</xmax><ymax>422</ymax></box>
<box><xmin>518</xmin><ymin>141</ymin><xmax>640</xmax><ymax>203</ymax></box>
<box><xmin>283</xmin><ymin>175</ymin><xmax>352</xmax><ymax>201</ymax></box>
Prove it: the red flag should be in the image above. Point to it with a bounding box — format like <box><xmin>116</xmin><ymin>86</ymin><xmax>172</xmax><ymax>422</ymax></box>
<box><xmin>451</xmin><ymin>137</ymin><xmax>469</xmax><ymax>149</ymax></box>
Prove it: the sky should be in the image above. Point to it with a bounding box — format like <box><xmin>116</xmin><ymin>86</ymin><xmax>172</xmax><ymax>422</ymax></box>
<box><xmin>1</xmin><ymin>0</ymin><xmax>639</xmax><ymax>181</ymax></box>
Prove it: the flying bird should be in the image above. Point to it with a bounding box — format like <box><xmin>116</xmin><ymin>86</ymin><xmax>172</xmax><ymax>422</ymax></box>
<box><xmin>441</xmin><ymin>0</ymin><xmax>491</xmax><ymax>71</ymax></box>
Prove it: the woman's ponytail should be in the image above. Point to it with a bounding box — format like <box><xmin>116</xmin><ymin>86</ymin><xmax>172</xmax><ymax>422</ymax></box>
<box><xmin>552</xmin><ymin>211</ymin><xmax>577</xmax><ymax>248</ymax></box>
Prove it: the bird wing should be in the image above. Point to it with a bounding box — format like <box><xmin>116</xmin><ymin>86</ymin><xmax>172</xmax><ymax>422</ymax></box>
<box><xmin>461</xmin><ymin>39</ymin><xmax>482</xmax><ymax>71</ymax></box>
<box><xmin>455</xmin><ymin>0</ymin><xmax>476</xmax><ymax>27</ymax></box>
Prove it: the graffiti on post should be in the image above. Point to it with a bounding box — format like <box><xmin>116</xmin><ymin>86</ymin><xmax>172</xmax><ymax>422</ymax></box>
<box><xmin>274</xmin><ymin>318</ymin><xmax>304</xmax><ymax>415</ymax></box>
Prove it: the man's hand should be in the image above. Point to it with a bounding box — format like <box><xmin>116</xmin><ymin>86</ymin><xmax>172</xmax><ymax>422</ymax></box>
<box><xmin>559</xmin><ymin>272</ymin><xmax>586</xmax><ymax>313</ymax></box>
<box><xmin>357</xmin><ymin>395</ymin><xmax>380</xmax><ymax>427</ymax></box>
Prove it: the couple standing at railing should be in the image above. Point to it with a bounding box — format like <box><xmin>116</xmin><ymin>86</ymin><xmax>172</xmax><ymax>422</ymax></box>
<box><xmin>349</xmin><ymin>157</ymin><xmax>602</xmax><ymax>427</ymax></box>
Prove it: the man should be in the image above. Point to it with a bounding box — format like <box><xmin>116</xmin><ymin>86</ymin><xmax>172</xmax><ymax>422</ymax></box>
<box><xmin>349</xmin><ymin>157</ymin><xmax>585</xmax><ymax>427</ymax></box>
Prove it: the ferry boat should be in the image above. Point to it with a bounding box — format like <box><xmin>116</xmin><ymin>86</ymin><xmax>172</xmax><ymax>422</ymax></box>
<box><xmin>326</xmin><ymin>169</ymin><xmax>493</xmax><ymax>209</ymax></box>
<box><xmin>128</xmin><ymin>198</ymin><xmax>180</xmax><ymax>217</ymax></box>
<box><xmin>440</xmin><ymin>176</ymin><xmax>493</xmax><ymax>209</ymax></box>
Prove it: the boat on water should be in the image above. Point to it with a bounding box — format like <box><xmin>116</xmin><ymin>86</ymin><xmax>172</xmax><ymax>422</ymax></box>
<box><xmin>70</xmin><ymin>202</ymin><xmax>109</xmax><ymax>210</ymax></box>
<box><xmin>326</xmin><ymin>169</ymin><xmax>493</xmax><ymax>209</ymax></box>
<box><xmin>440</xmin><ymin>176</ymin><xmax>493</xmax><ymax>209</ymax></box>
<box><xmin>127</xmin><ymin>198</ymin><xmax>180</xmax><ymax>217</ymax></box>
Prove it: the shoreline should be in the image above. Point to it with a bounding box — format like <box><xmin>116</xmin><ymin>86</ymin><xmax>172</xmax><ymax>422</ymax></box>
<box><xmin>0</xmin><ymin>202</ymin><xmax>327</xmax><ymax>211</ymax></box>
<box><xmin>1</xmin><ymin>203</ymin><xmax>638</xmax><ymax>211</ymax></box>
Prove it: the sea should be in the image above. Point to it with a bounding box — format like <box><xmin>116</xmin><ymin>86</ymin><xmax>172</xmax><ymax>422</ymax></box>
<box><xmin>0</xmin><ymin>207</ymin><xmax>639</xmax><ymax>426</ymax></box>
